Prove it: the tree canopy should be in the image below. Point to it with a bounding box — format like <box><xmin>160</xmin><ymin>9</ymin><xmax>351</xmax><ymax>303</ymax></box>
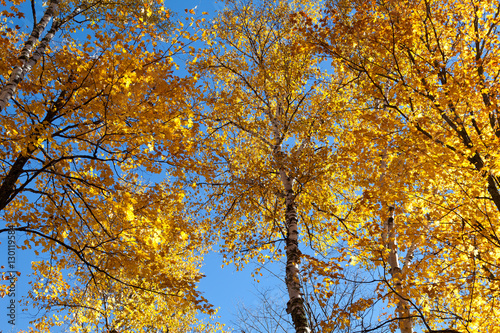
<box><xmin>0</xmin><ymin>0</ymin><xmax>216</xmax><ymax>331</ymax></box>
<box><xmin>2</xmin><ymin>0</ymin><xmax>500</xmax><ymax>332</ymax></box>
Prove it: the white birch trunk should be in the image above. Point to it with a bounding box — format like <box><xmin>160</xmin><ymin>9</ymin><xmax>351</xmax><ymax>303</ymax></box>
<box><xmin>264</xmin><ymin>83</ymin><xmax>311</xmax><ymax>332</ymax></box>
<box><xmin>280</xmin><ymin>170</ymin><xmax>311</xmax><ymax>333</ymax></box>
<box><xmin>270</xmin><ymin>142</ymin><xmax>310</xmax><ymax>333</ymax></box>
<box><xmin>0</xmin><ymin>0</ymin><xmax>59</xmax><ymax>112</ymax></box>
<box><xmin>385</xmin><ymin>206</ymin><xmax>414</xmax><ymax>333</ymax></box>
<box><xmin>378</xmin><ymin>146</ymin><xmax>414</xmax><ymax>333</ymax></box>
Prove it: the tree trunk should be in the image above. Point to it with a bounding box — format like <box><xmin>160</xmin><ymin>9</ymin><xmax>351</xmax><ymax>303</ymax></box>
<box><xmin>0</xmin><ymin>0</ymin><xmax>59</xmax><ymax>112</ymax></box>
<box><xmin>386</xmin><ymin>206</ymin><xmax>414</xmax><ymax>333</ymax></box>
<box><xmin>280</xmin><ymin>169</ymin><xmax>311</xmax><ymax>333</ymax></box>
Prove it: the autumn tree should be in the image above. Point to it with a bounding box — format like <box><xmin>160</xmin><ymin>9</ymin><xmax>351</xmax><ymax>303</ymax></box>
<box><xmin>193</xmin><ymin>0</ymin><xmax>369</xmax><ymax>332</ymax></box>
<box><xmin>0</xmin><ymin>0</ymin><xmax>215</xmax><ymax>331</ymax></box>
<box><xmin>297</xmin><ymin>0</ymin><xmax>500</xmax><ymax>331</ymax></box>
<box><xmin>0</xmin><ymin>0</ymin><xmax>173</xmax><ymax>112</ymax></box>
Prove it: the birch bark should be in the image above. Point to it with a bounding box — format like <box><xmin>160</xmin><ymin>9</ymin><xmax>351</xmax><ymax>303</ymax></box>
<box><xmin>385</xmin><ymin>206</ymin><xmax>414</xmax><ymax>333</ymax></box>
<box><xmin>0</xmin><ymin>0</ymin><xmax>60</xmax><ymax>112</ymax></box>
<box><xmin>379</xmin><ymin>147</ymin><xmax>413</xmax><ymax>333</ymax></box>
<box><xmin>273</xmin><ymin>145</ymin><xmax>311</xmax><ymax>333</ymax></box>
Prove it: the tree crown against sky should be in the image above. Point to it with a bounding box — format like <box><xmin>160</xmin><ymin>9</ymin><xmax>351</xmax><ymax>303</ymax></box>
<box><xmin>0</xmin><ymin>0</ymin><xmax>220</xmax><ymax>331</ymax></box>
<box><xmin>2</xmin><ymin>0</ymin><xmax>500</xmax><ymax>332</ymax></box>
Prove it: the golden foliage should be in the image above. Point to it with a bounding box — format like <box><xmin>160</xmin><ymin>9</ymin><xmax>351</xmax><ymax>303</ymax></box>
<box><xmin>0</xmin><ymin>0</ymin><xmax>215</xmax><ymax>331</ymax></box>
